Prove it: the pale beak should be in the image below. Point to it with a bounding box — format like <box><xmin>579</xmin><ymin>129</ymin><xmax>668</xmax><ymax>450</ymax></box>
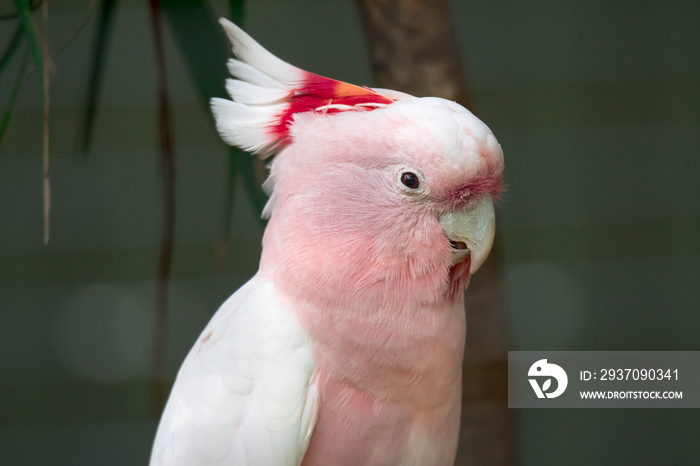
<box><xmin>438</xmin><ymin>194</ymin><xmax>496</xmax><ymax>274</ymax></box>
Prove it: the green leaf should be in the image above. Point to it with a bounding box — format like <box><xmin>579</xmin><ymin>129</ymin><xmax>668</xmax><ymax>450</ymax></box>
<box><xmin>0</xmin><ymin>46</ymin><xmax>29</xmax><ymax>151</ymax></box>
<box><xmin>216</xmin><ymin>146</ymin><xmax>239</xmax><ymax>260</ymax></box>
<box><xmin>78</xmin><ymin>0</ymin><xmax>118</xmax><ymax>155</ymax></box>
<box><xmin>0</xmin><ymin>0</ymin><xmax>41</xmax><ymax>20</ymax></box>
<box><xmin>238</xmin><ymin>154</ymin><xmax>268</xmax><ymax>221</ymax></box>
<box><xmin>13</xmin><ymin>0</ymin><xmax>44</xmax><ymax>102</ymax></box>
<box><xmin>228</xmin><ymin>0</ymin><xmax>244</xmax><ymax>25</ymax></box>
<box><xmin>160</xmin><ymin>0</ymin><xmax>266</xmax><ymax>254</ymax></box>
<box><xmin>161</xmin><ymin>0</ymin><xmax>229</xmax><ymax>108</ymax></box>
<box><xmin>0</xmin><ymin>24</ymin><xmax>23</xmax><ymax>75</ymax></box>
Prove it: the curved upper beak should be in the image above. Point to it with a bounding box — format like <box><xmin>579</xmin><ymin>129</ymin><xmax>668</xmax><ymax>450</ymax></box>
<box><xmin>438</xmin><ymin>194</ymin><xmax>496</xmax><ymax>274</ymax></box>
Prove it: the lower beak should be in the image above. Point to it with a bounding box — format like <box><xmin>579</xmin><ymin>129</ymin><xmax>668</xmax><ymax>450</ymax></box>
<box><xmin>438</xmin><ymin>194</ymin><xmax>496</xmax><ymax>274</ymax></box>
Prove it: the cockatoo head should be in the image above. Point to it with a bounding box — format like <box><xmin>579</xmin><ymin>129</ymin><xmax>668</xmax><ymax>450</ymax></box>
<box><xmin>211</xmin><ymin>20</ymin><xmax>503</xmax><ymax>310</ymax></box>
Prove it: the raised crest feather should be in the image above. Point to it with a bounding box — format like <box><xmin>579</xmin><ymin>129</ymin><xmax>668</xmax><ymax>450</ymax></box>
<box><xmin>211</xmin><ymin>18</ymin><xmax>406</xmax><ymax>157</ymax></box>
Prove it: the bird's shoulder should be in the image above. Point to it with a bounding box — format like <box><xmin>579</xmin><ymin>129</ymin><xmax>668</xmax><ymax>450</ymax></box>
<box><xmin>150</xmin><ymin>274</ymin><xmax>317</xmax><ymax>466</ymax></box>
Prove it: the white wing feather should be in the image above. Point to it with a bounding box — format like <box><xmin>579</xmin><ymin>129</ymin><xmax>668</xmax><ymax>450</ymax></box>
<box><xmin>150</xmin><ymin>275</ymin><xmax>317</xmax><ymax>466</ymax></box>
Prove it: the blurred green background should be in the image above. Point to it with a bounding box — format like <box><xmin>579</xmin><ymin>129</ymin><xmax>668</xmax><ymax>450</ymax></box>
<box><xmin>1</xmin><ymin>0</ymin><xmax>699</xmax><ymax>464</ymax></box>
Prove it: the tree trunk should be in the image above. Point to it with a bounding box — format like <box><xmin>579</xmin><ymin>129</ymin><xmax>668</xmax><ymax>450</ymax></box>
<box><xmin>355</xmin><ymin>0</ymin><xmax>474</xmax><ymax>108</ymax></box>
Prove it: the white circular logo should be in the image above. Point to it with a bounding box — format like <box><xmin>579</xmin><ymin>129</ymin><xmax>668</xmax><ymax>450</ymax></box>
<box><xmin>528</xmin><ymin>359</ymin><xmax>568</xmax><ymax>399</ymax></box>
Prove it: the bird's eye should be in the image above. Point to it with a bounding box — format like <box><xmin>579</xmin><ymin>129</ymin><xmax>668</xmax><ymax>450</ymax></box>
<box><xmin>400</xmin><ymin>172</ymin><xmax>420</xmax><ymax>189</ymax></box>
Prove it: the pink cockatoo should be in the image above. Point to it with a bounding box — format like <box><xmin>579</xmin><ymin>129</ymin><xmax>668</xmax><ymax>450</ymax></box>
<box><xmin>150</xmin><ymin>18</ymin><xmax>503</xmax><ymax>466</ymax></box>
